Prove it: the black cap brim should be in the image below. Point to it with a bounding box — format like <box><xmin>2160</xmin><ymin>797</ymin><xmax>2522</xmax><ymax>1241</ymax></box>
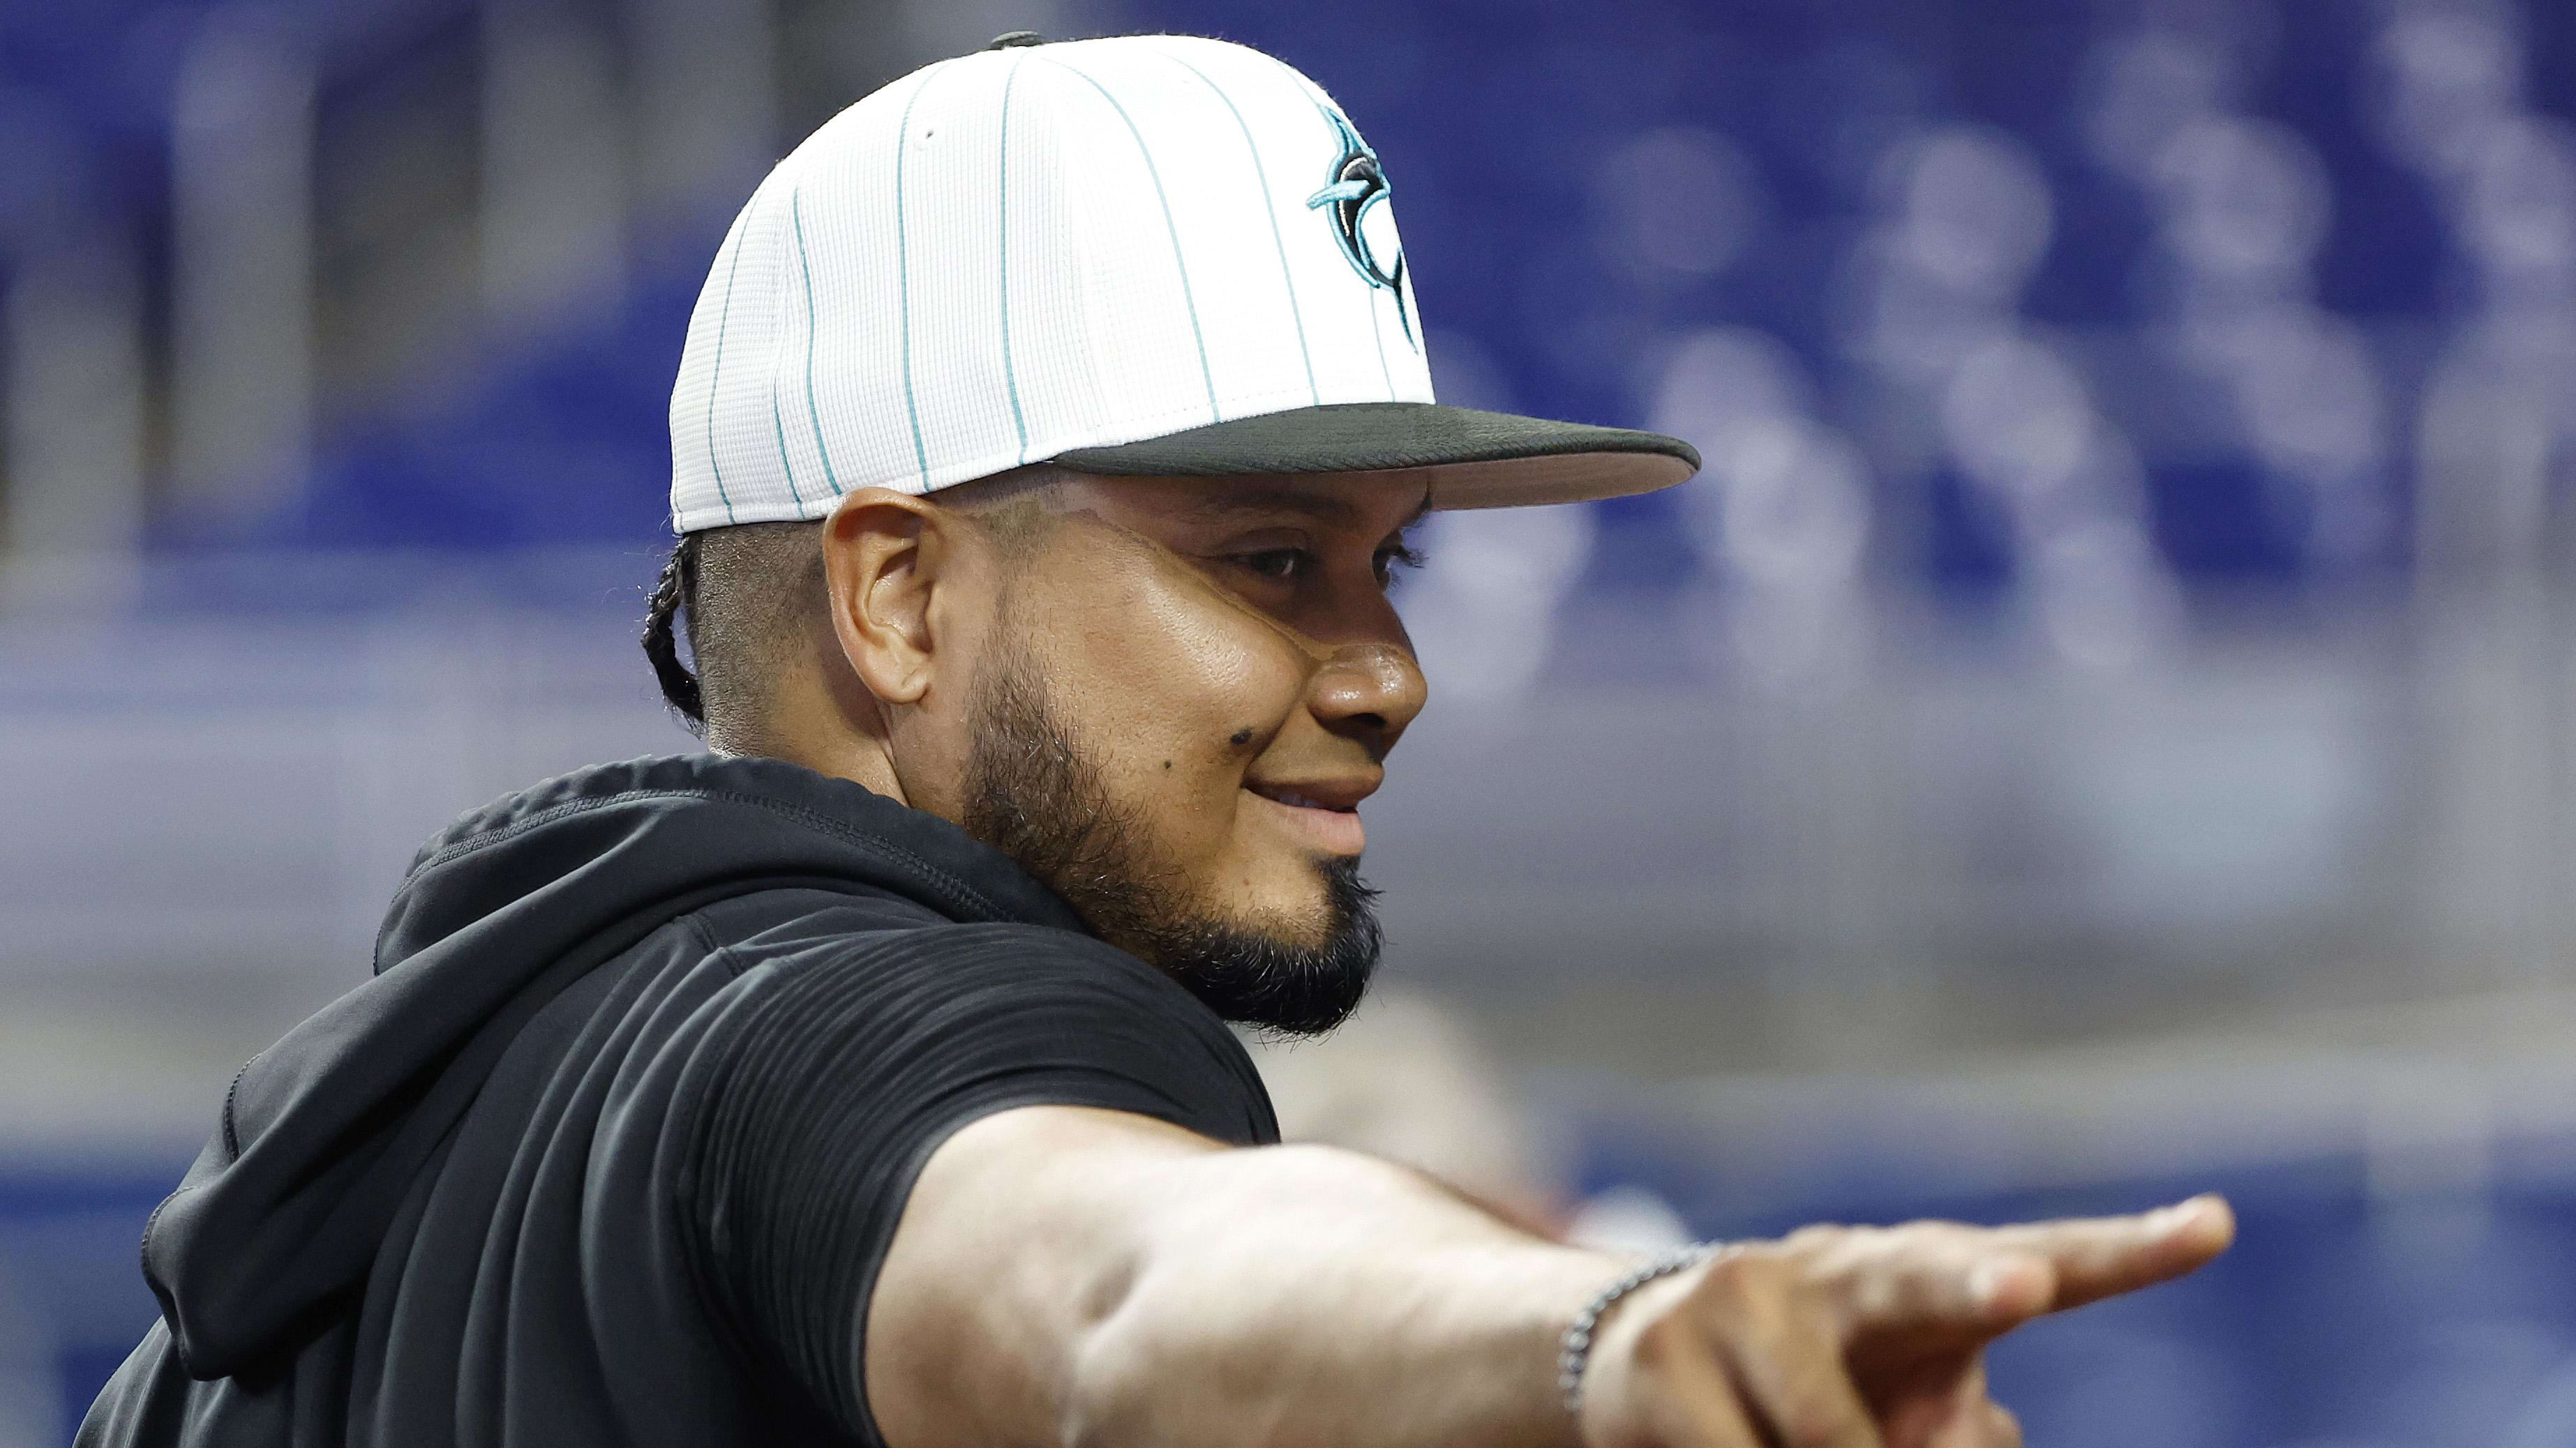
<box><xmin>1051</xmin><ymin>401</ymin><xmax>1699</xmax><ymax>508</ymax></box>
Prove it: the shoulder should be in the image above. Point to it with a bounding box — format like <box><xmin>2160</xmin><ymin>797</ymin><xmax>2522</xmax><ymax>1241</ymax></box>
<box><xmin>705</xmin><ymin>895</ymin><xmax>1188</xmax><ymax>1009</ymax></box>
<box><xmin>696</xmin><ymin>915</ymin><xmax>1275</xmax><ymax>1142</ymax></box>
<box><xmin>789</xmin><ymin>919</ymin><xmax>1174</xmax><ymax>990</ymax></box>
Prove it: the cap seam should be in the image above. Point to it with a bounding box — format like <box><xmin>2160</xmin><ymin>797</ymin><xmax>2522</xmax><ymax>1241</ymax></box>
<box><xmin>996</xmin><ymin>56</ymin><xmax>1033</xmax><ymax>465</ymax></box>
<box><xmin>1155</xmin><ymin>45</ymin><xmax>1319</xmax><ymax>409</ymax></box>
<box><xmin>1035</xmin><ymin>54</ymin><xmax>1222</xmax><ymax>427</ymax></box>
<box><xmin>790</xmin><ymin>188</ymin><xmax>844</xmax><ymax>494</ymax></box>
<box><xmin>1019</xmin><ymin>60</ymin><xmax>1121</xmax><ymax>468</ymax></box>
<box><xmin>701</xmin><ymin>215</ymin><xmax>749</xmax><ymax>525</ymax></box>
<box><xmin>1365</xmin><ymin>264</ymin><xmax>1395</xmax><ymax>400</ymax></box>
<box><xmin>761</xmin><ymin>171</ymin><xmax>809</xmax><ymax>508</ymax></box>
<box><xmin>890</xmin><ymin>63</ymin><xmax>947</xmax><ymax>490</ymax></box>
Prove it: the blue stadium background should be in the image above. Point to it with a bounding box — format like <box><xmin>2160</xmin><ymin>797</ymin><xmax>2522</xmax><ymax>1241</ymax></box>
<box><xmin>6</xmin><ymin>0</ymin><xmax>2575</xmax><ymax>1443</ymax></box>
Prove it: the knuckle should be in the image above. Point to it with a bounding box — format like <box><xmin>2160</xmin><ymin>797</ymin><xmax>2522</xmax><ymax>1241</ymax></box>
<box><xmin>1785</xmin><ymin>1224</ymin><xmax>1888</xmax><ymax>1288</ymax></box>
<box><xmin>1780</xmin><ymin>1223</ymin><xmax>1847</xmax><ymax>1255</ymax></box>
<box><xmin>1838</xmin><ymin>1263</ymin><xmax>1899</xmax><ymax>1321</ymax></box>
<box><xmin>1884</xmin><ymin>1221</ymin><xmax>1969</xmax><ymax>1265</ymax></box>
<box><xmin>1698</xmin><ymin>1249</ymin><xmax>1785</xmax><ymax>1306</ymax></box>
<box><xmin>1626</xmin><ymin>1309</ymin><xmax>1698</xmax><ymax>1372</ymax></box>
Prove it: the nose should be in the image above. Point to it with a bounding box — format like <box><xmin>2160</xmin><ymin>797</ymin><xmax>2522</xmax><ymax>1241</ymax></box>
<box><xmin>1308</xmin><ymin>640</ymin><xmax>1428</xmax><ymax>758</ymax></box>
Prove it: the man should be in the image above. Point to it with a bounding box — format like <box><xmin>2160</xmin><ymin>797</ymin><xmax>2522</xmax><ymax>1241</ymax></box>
<box><xmin>82</xmin><ymin>31</ymin><xmax>2230</xmax><ymax>1448</ymax></box>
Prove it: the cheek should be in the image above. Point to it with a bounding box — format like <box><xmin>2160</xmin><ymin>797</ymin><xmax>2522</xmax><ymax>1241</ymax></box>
<box><xmin>1054</xmin><ymin>570</ymin><xmax>1310</xmax><ymax>832</ymax></box>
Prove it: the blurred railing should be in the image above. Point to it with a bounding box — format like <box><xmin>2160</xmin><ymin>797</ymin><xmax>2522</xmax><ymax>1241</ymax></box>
<box><xmin>6</xmin><ymin>557</ymin><xmax>2576</xmax><ymax>1132</ymax></box>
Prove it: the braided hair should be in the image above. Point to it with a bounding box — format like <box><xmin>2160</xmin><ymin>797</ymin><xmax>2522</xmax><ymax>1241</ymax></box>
<box><xmin>642</xmin><ymin>533</ymin><xmax>705</xmax><ymax>732</ymax></box>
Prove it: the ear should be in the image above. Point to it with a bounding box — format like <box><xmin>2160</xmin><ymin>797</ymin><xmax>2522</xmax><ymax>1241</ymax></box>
<box><xmin>821</xmin><ymin>488</ymin><xmax>972</xmax><ymax>708</ymax></box>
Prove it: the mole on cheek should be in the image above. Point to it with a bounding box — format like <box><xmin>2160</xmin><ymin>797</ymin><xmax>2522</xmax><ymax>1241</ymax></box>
<box><xmin>1162</xmin><ymin>760</ymin><xmax>1172</xmax><ymax>770</ymax></box>
<box><xmin>1228</xmin><ymin>728</ymin><xmax>1253</xmax><ymax>748</ymax></box>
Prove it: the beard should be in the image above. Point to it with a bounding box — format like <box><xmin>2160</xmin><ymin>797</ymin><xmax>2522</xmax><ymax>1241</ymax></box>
<box><xmin>959</xmin><ymin>640</ymin><xmax>1381</xmax><ymax>1036</ymax></box>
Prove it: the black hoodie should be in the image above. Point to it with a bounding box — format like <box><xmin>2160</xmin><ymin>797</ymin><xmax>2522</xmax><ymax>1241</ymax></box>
<box><xmin>78</xmin><ymin>754</ymin><xmax>1275</xmax><ymax>1448</ymax></box>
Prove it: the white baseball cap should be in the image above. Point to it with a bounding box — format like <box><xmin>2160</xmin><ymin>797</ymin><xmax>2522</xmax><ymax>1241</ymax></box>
<box><xmin>664</xmin><ymin>31</ymin><xmax>1699</xmax><ymax>534</ymax></box>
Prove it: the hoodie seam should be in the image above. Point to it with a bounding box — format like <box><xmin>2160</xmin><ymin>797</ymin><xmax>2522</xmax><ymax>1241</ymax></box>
<box><xmin>144</xmin><ymin>1051</ymin><xmax>258</xmax><ymax>1290</ymax></box>
<box><xmin>406</xmin><ymin>787</ymin><xmax>1019</xmax><ymax>926</ymax></box>
<box><xmin>684</xmin><ymin>912</ymin><xmax>722</xmax><ymax>956</ymax></box>
<box><xmin>684</xmin><ymin>914</ymin><xmax>755</xmax><ymax>981</ymax></box>
<box><xmin>138</xmin><ymin>1195</ymin><xmax>170</xmax><ymax>1288</ymax></box>
<box><xmin>220</xmin><ymin>1055</ymin><xmax>255</xmax><ymax>1161</ymax></box>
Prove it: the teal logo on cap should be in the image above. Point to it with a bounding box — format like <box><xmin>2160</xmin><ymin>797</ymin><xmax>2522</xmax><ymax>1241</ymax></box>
<box><xmin>1306</xmin><ymin>104</ymin><xmax>1414</xmax><ymax>347</ymax></box>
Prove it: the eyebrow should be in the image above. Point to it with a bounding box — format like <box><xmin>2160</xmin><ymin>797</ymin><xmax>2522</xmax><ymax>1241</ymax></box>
<box><xmin>1183</xmin><ymin>483</ymin><xmax>1434</xmax><ymax>532</ymax></box>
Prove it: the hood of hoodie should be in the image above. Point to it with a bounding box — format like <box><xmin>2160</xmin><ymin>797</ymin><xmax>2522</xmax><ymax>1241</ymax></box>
<box><xmin>142</xmin><ymin>753</ymin><xmax>1084</xmax><ymax>1380</ymax></box>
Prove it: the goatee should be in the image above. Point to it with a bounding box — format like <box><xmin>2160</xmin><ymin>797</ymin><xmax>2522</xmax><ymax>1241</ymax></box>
<box><xmin>959</xmin><ymin>642</ymin><xmax>1380</xmax><ymax>1036</ymax></box>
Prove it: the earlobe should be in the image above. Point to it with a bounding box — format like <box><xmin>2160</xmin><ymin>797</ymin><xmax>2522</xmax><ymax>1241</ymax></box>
<box><xmin>823</xmin><ymin>489</ymin><xmax>944</xmax><ymax>707</ymax></box>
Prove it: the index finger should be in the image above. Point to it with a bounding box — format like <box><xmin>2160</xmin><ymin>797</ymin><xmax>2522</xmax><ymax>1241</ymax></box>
<box><xmin>1982</xmin><ymin>1194</ymin><xmax>2235</xmax><ymax>1312</ymax></box>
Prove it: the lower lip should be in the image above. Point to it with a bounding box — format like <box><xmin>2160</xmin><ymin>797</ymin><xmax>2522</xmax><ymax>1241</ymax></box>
<box><xmin>1248</xmin><ymin>792</ymin><xmax>1366</xmax><ymax>856</ymax></box>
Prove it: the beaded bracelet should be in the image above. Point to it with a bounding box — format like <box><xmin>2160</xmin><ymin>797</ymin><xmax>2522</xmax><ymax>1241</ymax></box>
<box><xmin>1557</xmin><ymin>1244</ymin><xmax>1723</xmax><ymax>1418</ymax></box>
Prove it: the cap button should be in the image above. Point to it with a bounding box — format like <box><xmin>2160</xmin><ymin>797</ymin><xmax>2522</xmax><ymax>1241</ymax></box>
<box><xmin>985</xmin><ymin>31</ymin><xmax>1048</xmax><ymax>49</ymax></box>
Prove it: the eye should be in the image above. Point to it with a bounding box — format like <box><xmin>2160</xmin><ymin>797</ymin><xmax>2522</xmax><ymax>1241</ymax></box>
<box><xmin>1373</xmin><ymin>540</ymin><xmax>1426</xmax><ymax>587</ymax></box>
<box><xmin>1234</xmin><ymin>548</ymin><xmax>1308</xmax><ymax>580</ymax></box>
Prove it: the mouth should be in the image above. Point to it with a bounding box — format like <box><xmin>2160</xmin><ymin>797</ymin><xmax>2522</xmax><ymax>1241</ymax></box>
<box><xmin>1244</xmin><ymin>779</ymin><xmax>1371</xmax><ymax>857</ymax></box>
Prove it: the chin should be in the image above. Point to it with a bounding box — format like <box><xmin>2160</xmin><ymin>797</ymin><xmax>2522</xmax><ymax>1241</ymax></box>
<box><xmin>1214</xmin><ymin>863</ymin><xmax>1349</xmax><ymax>946</ymax></box>
<box><xmin>1138</xmin><ymin>854</ymin><xmax>1382</xmax><ymax>1036</ymax></box>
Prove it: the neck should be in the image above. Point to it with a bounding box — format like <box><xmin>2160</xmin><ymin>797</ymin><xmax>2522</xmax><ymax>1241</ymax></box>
<box><xmin>722</xmin><ymin>635</ymin><xmax>920</xmax><ymax>809</ymax></box>
<box><xmin>712</xmin><ymin>721</ymin><xmax>911</xmax><ymax>809</ymax></box>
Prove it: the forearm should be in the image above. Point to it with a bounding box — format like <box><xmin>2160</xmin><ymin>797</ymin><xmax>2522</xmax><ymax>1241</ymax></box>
<box><xmin>1073</xmin><ymin>1142</ymin><xmax>1609</xmax><ymax>1447</ymax></box>
<box><xmin>866</xmin><ymin>1107</ymin><xmax>1619</xmax><ymax>1448</ymax></box>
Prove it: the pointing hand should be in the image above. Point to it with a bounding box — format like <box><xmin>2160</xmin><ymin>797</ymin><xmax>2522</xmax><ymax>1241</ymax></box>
<box><xmin>1575</xmin><ymin>1195</ymin><xmax>2236</xmax><ymax>1448</ymax></box>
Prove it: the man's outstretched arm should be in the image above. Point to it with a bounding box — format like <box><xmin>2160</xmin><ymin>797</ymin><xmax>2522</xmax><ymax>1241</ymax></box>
<box><xmin>864</xmin><ymin>1105</ymin><xmax>2235</xmax><ymax>1448</ymax></box>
